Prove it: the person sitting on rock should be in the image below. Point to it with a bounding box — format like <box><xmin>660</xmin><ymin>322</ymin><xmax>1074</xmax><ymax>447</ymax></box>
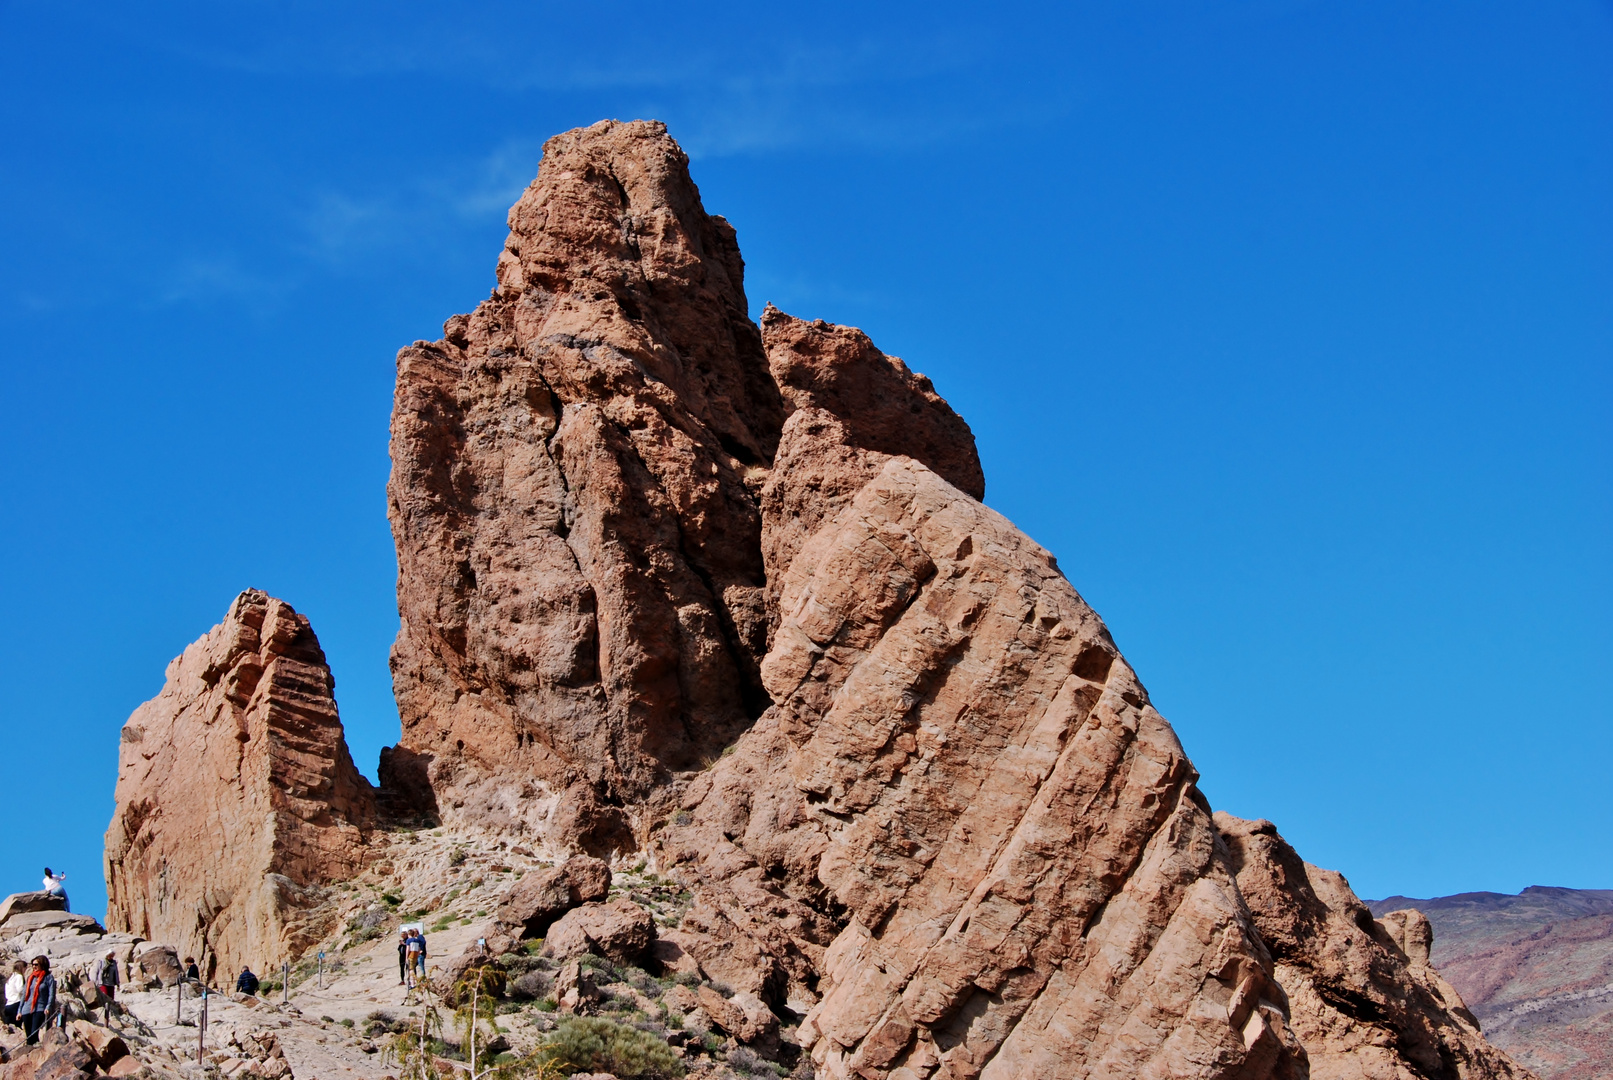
<box><xmin>18</xmin><ymin>956</ymin><xmax>56</xmax><ymax>1044</ymax></box>
<box><xmin>2</xmin><ymin>961</ymin><xmax>25</xmax><ymax>1027</ymax></box>
<box><xmin>41</xmin><ymin>868</ymin><xmax>67</xmax><ymax>912</ymax></box>
<box><xmin>183</xmin><ymin>957</ymin><xmax>201</xmax><ymax>983</ymax></box>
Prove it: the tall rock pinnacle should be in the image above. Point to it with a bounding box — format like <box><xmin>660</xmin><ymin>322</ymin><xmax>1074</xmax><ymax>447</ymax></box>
<box><xmin>382</xmin><ymin>120</ymin><xmax>1526</xmax><ymax>1079</ymax></box>
<box><xmin>104</xmin><ymin>590</ymin><xmax>376</xmax><ymax>980</ymax></box>
<box><xmin>89</xmin><ymin>119</ymin><xmax>1525</xmax><ymax>1080</ymax></box>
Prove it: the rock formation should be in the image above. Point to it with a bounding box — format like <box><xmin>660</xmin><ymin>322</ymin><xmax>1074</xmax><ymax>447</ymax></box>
<box><xmin>104</xmin><ymin>590</ymin><xmax>377</xmax><ymax>980</ymax></box>
<box><xmin>387</xmin><ymin>120</ymin><xmax>788</xmax><ymax>851</ymax></box>
<box><xmin>378</xmin><ymin>119</ymin><xmax>1527</xmax><ymax>1079</ymax></box>
<box><xmin>96</xmin><ymin>119</ymin><xmax>1529</xmax><ymax>1080</ymax></box>
<box><xmin>1367</xmin><ymin>887</ymin><xmax>1613</xmax><ymax>1079</ymax></box>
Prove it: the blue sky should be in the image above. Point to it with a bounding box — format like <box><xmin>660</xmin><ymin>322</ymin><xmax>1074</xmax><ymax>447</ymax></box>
<box><xmin>1</xmin><ymin>0</ymin><xmax>1608</xmax><ymax>921</ymax></box>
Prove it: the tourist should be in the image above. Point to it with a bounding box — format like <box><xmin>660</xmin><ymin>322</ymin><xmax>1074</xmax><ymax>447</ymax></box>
<box><xmin>397</xmin><ymin>931</ymin><xmax>409</xmax><ymax>985</ymax></box>
<box><xmin>183</xmin><ymin>957</ymin><xmax>201</xmax><ymax>983</ymax></box>
<box><xmin>41</xmin><ymin>868</ymin><xmax>67</xmax><ymax>912</ymax></box>
<box><xmin>235</xmin><ymin>966</ymin><xmax>259</xmax><ymax>995</ymax></box>
<box><xmin>91</xmin><ymin>951</ymin><xmax>119</xmax><ymax>1002</ymax></box>
<box><xmin>3</xmin><ymin>961</ymin><xmax>24</xmax><ymax>1027</ymax></box>
<box><xmin>18</xmin><ymin>957</ymin><xmax>56</xmax><ymax>1044</ymax></box>
<box><xmin>404</xmin><ymin>930</ymin><xmax>424</xmax><ymax>988</ymax></box>
<box><xmin>413</xmin><ymin>929</ymin><xmax>428</xmax><ymax>980</ymax></box>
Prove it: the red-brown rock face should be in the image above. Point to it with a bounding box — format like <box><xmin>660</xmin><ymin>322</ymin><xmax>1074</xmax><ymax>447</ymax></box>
<box><xmin>104</xmin><ymin>590</ymin><xmax>376</xmax><ymax>980</ymax></box>
<box><xmin>385</xmin><ymin>121</ymin><xmax>984</xmax><ymax>854</ymax></box>
<box><xmin>387</xmin><ymin>120</ymin><xmax>786</xmax><ymax>850</ymax></box>
<box><xmin>381</xmin><ymin>120</ymin><xmax>1524</xmax><ymax>1079</ymax></box>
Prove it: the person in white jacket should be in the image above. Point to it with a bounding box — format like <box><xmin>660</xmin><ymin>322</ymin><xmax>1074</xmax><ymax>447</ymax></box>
<box><xmin>41</xmin><ymin>868</ymin><xmax>67</xmax><ymax>913</ymax></box>
<box><xmin>3</xmin><ymin>961</ymin><xmax>25</xmax><ymax>1027</ymax></box>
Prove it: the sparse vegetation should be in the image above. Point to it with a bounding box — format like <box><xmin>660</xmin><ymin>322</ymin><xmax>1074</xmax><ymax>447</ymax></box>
<box><xmin>536</xmin><ymin>1016</ymin><xmax>683</xmax><ymax>1079</ymax></box>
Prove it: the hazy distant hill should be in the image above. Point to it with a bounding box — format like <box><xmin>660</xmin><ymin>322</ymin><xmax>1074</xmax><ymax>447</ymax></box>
<box><xmin>1370</xmin><ymin>887</ymin><xmax>1613</xmax><ymax>1079</ymax></box>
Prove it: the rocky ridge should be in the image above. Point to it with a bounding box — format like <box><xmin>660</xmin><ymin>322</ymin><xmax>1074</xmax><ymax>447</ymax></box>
<box><xmin>1369</xmin><ymin>887</ymin><xmax>1613</xmax><ymax>1079</ymax></box>
<box><xmin>98</xmin><ymin>119</ymin><xmax>1534</xmax><ymax>1080</ymax></box>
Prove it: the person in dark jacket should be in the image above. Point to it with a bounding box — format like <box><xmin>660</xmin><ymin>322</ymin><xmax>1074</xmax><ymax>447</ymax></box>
<box><xmin>235</xmin><ymin>967</ymin><xmax>259</xmax><ymax>995</ymax></box>
<box><xmin>18</xmin><ymin>957</ymin><xmax>56</xmax><ymax>1044</ymax></box>
<box><xmin>183</xmin><ymin>957</ymin><xmax>201</xmax><ymax>983</ymax></box>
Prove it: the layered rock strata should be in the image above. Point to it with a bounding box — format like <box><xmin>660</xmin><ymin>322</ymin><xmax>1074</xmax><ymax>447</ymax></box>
<box><xmin>380</xmin><ymin>120</ymin><xmax>1523</xmax><ymax>1079</ymax></box>
<box><xmin>96</xmin><ymin>119</ymin><xmax>1529</xmax><ymax>1080</ymax></box>
<box><xmin>105</xmin><ymin>590</ymin><xmax>376</xmax><ymax>979</ymax></box>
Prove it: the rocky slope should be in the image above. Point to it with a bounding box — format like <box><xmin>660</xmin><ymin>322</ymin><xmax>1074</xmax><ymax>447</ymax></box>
<box><xmin>105</xmin><ymin>591</ymin><xmax>378</xmax><ymax>982</ymax></box>
<box><xmin>99</xmin><ymin>118</ymin><xmax>1533</xmax><ymax>1080</ymax></box>
<box><xmin>1369</xmin><ymin>888</ymin><xmax>1613</xmax><ymax>1079</ymax></box>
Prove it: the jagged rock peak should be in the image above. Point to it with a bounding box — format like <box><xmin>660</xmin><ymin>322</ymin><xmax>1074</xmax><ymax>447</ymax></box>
<box><xmin>387</xmin><ymin>119</ymin><xmax>788</xmax><ymax>853</ymax></box>
<box><xmin>104</xmin><ymin>589</ymin><xmax>376</xmax><ymax>980</ymax></box>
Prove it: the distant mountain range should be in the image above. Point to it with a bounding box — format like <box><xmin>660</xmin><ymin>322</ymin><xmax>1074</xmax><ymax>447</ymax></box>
<box><xmin>1370</xmin><ymin>887</ymin><xmax>1613</xmax><ymax>1079</ymax></box>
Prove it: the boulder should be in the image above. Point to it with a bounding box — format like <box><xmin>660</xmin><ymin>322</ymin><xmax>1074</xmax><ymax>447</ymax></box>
<box><xmin>696</xmin><ymin>986</ymin><xmax>778</xmax><ymax>1048</ymax></box>
<box><xmin>131</xmin><ymin>945</ymin><xmax>182</xmax><ymax>989</ymax></box>
<box><xmin>541</xmin><ymin>901</ymin><xmax>655</xmax><ymax>967</ymax></box>
<box><xmin>553</xmin><ymin>961</ymin><xmax>599</xmax><ymax>1014</ymax></box>
<box><xmin>493</xmin><ymin>857</ymin><xmax>611</xmax><ymax>938</ymax></box>
<box><xmin>65</xmin><ymin>1021</ymin><xmax>127</xmax><ymax>1069</ymax></box>
<box><xmin>104</xmin><ymin>591</ymin><xmax>378</xmax><ymax>978</ymax></box>
<box><xmin>0</xmin><ymin>1036</ymin><xmax>95</xmax><ymax>1080</ymax></box>
<box><xmin>1</xmin><ymin>913</ymin><xmax>103</xmax><ymax>938</ymax></box>
<box><xmin>0</xmin><ymin>894</ymin><xmax>65</xmax><ymax>929</ymax></box>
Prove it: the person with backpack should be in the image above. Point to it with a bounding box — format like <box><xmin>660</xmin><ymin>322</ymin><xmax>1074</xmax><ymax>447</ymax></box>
<box><xmin>404</xmin><ymin>930</ymin><xmax>425</xmax><ymax>988</ymax></box>
<box><xmin>18</xmin><ymin>956</ymin><xmax>56</xmax><ymax>1044</ymax></box>
<box><xmin>91</xmin><ymin>951</ymin><xmax>119</xmax><ymax>1001</ymax></box>
<box><xmin>235</xmin><ymin>967</ymin><xmax>259</xmax><ymax>995</ymax></box>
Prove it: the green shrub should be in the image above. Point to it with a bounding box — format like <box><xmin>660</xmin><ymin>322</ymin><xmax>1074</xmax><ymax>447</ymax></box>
<box><xmin>538</xmin><ymin>1017</ymin><xmax>683</xmax><ymax>1079</ymax></box>
<box><xmin>382</xmin><ymin>892</ymin><xmax>402</xmax><ymax>907</ymax></box>
<box><xmin>449</xmin><ymin>848</ymin><xmax>468</xmax><ymax>867</ymax></box>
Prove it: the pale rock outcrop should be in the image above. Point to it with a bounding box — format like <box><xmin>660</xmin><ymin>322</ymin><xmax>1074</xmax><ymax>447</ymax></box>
<box><xmin>104</xmin><ymin>590</ymin><xmax>377</xmax><ymax>980</ymax></box>
<box><xmin>387</xmin><ymin>119</ymin><xmax>787</xmax><ymax>851</ymax></box>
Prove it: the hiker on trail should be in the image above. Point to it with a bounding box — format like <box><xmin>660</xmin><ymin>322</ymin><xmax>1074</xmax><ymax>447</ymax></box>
<box><xmin>91</xmin><ymin>951</ymin><xmax>119</xmax><ymax>1001</ymax></box>
<box><xmin>235</xmin><ymin>967</ymin><xmax>259</xmax><ymax>996</ymax></box>
<box><xmin>18</xmin><ymin>956</ymin><xmax>56</xmax><ymax>1044</ymax></box>
<box><xmin>403</xmin><ymin>929</ymin><xmax>426</xmax><ymax>989</ymax></box>
<box><xmin>183</xmin><ymin>957</ymin><xmax>201</xmax><ymax>983</ymax></box>
<box><xmin>397</xmin><ymin>931</ymin><xmax>409</xmax><ymax>985</ymax></box>
<box><xmin>92</xmin><ymin>951</ymin><xmax>119</xmax><ymax>1024</ymax></box>
<box><xmin>41</xmin><ymin>868</ymin><xmax>67</xmax><ymax>912</ymax></box>
<box><xmin>3</xmin><ymin>961</ymin><xmax>24</xmax><ymax>1027</ymax></box>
